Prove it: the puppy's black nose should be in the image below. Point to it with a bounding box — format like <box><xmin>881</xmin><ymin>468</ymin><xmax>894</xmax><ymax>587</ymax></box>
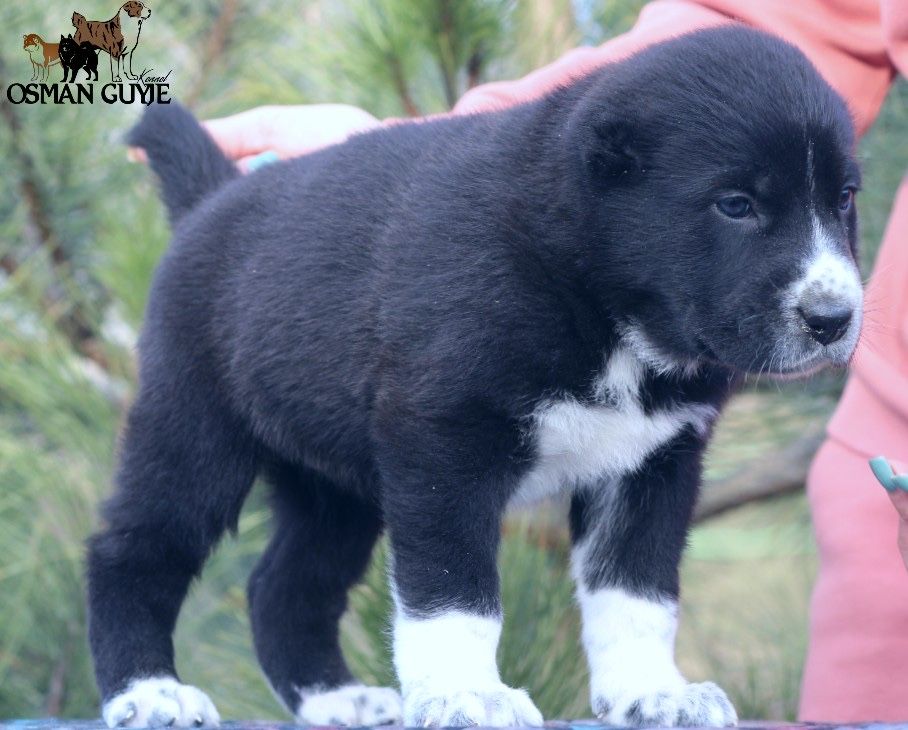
<box><xmin>798</xmin><ymin>304</ymin><xmax>852</xmax><ymax>346</ymax></box>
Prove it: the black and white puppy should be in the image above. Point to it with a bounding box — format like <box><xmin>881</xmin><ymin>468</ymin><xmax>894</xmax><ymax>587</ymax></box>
<box><xmin>87</xmin><ymin>25</ymin><xmax>862</xmax><ymax>729</ymax></box>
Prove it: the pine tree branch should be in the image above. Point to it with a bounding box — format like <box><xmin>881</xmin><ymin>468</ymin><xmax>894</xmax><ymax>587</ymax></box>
<box><xmin>695</xmin><ymin>430</ymin><xmax>824</xmax><ymax>521</ymax></box>
<box><xmin>185</xmin><ymin>0</ymin><xmax>240</xmax><ymax>108</ymax></box>
<box><xmin>466</xmin><ymin>48</ymin><xmax>484</xmax><ymax>90</ymax></box>
<box><xmin>44</xmin><ymin>642</ymin><xmax>69</xmax><ymax>716</ymax></box>
<box><xmin>1</xmin><ymin>253</ymin><xmax>16</xmax><ymax>275</ymax></box>
<box><xmin>436</xmin><ymin>0</ymin><xmax>459</xmax><ymax>109</ymax></box>
<box><xmin>0</xmin><ymin>55</ymin><xmax>102</xmax><ymax>364</ymax></box>
<box><xmin>388</xmin><ymin>53</ymin><xmax>420</xmax><ymax>116</ymax></box>
<box><xmin>0</xmin><ymin>65</ymin><xmax>64</xmax><ymax>267</ymax></box>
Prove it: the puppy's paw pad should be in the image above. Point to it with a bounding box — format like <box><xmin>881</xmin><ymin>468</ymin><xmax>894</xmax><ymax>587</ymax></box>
<box><xmin>621</xmin><ymin>691</ymin><xmax>680</xmax><ymax>727</ymax></box>
<box><xmin>405</xmin><ymin>683</ymin><xmax>543</xmax><ymax>727</ymax></box>
<box><xmin>102</xmin><ymin>677</ymin><xmax>219</xmax><ymax>728</ymax></box>
<box><xmin>602</xmin><ymin>681</ymin><xmax>736</xmax><ymax>728</ymax></box>
<box><xmin>678</xmin><ymin>682</ymin><xmax>738</xmax><ymax>727</ymax></box>
<box><xmin>297</xmin><ymin>685</ymin><xmax>402</xmax><ymax>726</ymax></box>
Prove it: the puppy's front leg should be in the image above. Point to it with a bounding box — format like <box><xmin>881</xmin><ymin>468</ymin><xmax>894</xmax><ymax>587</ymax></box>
<box><xmin>379</xmin><ymin>421</ymin><xmax>543</xmax><ymax>728</ymax></box>
<box><xmin>570</xmin><ymin>432</ymin><xmax>737</xmax><ymax>727</ymax></box>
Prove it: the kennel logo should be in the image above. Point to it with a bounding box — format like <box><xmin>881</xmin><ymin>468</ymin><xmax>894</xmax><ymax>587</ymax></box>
<box><xmin>7</xmin><ymin>1</ymin><xmax>171</xmax><ymax>105</ymax></box>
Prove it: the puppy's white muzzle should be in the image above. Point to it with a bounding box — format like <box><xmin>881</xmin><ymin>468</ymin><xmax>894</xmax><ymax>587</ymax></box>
<box><xmin>781</xmin><ymin>222</ymin><xmax>863</xmax><ymax>372</ymax></box>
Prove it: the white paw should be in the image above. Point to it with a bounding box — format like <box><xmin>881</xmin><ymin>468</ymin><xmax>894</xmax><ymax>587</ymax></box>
<box><xmin>404</xmin><ymin>682</ymin><xmax>543</xmax><ymax>727</ymax></box>
<box><xmin>102</xmin><ymin>677</ymin><xmax>220</xmax><ymax>728</ymax></box>
<box><xmin>297</xmin><ymin>684</ymin><xmax>402</xmax><ymax>726</ymax></box>
<box><xmin>596</xmin><ymin>681</ymin><xmax>737</xmax><ymax>727</ymax></box>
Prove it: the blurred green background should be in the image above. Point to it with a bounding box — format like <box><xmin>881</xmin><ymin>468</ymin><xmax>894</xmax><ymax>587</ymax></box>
<box><xmin>1</xmin><ymin>0</ymin><xmax>906</xmax><ymax>722</ymax></box>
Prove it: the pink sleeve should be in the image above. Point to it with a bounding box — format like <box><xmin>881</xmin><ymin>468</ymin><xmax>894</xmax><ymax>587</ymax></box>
<box><xmin>882</xmin><ymin>0</ymin><xmax>908</xmax><ymax>78</ymax></box>
<box><xmin>453</xmin><ymin>1</ymin><xmax>729</xmax><ymax>115</ymax></box>
<box><xmin>453</xmin><ymin>0</ymin><xmax>897</xmax><ymax>138</ymax></box>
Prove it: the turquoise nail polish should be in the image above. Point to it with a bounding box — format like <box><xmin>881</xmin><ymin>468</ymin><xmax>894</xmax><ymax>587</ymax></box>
<box><xmin>892</xmin><ymin>475</ymin><xmax>908</xmax><ymax>491</ymax></box>
<box><xmin>869</xmin><ymin>456</ymin><xmax>896</xmax><ymax>491</ymax></box>
<box><xmin>247</xmin><ymin>150</ymin><xmax>279</xmax><ymax>171</ymax></box>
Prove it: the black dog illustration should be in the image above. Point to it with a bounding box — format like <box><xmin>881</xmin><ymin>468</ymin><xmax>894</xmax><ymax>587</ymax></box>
<box><xmin>59</xmin><ymin>34</ymin><xmax>99</xmax><ymax>82</ymax></box>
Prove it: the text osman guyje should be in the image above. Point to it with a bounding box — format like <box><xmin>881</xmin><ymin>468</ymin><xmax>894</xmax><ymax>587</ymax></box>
<box><xmin>6</xmin><ymin>73</ymin><xmax>172</xmax><ymax>105</ymax></box>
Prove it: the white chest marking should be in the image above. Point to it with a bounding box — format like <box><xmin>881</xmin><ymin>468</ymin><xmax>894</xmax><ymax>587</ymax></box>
<box><xmin>512</xmin><ymin>348</ymin><xmax>715</xmax><ymax>505</ymax></box>
<box><xmin>119</xmin><ymin>11</ymin><xmax>142</xmax><ymax>53</ymax></box>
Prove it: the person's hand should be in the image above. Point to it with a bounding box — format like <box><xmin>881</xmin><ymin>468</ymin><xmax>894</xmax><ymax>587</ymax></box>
<box><xmin>202</xmin><ymin>103</ymin><xmax>380</xmax><ymax>170</ymax></box>
<box><xmin>890</xmin><ymin>490</ymin><xmax>908</xmax><ymax>572</ymax></box>
<box><xmin>129</xmin><ymin>103</ymin><xmax>381</xmax><ymax>171</ymax></box>
<box><xmin>869</xmin><ymin>457</ymin><xmax>908</xmax><ymax>571</ymax></box>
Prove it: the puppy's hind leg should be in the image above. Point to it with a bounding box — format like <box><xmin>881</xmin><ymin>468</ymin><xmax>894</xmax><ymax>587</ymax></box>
<box><xmin>248</xmin><ymin>462</ymin><xmax>400</xmax><ymax>726</ymax></box>
<box><xmin>87</xmin><ymin>376</ymin><xmax>258</xmax><ymax>728</ymax></box>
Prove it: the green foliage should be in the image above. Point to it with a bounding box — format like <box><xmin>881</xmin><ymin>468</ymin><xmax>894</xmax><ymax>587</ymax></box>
<box><xmin>253</xmin><ymin>0</ymin><xmax>515</xmax><ymax>118</ymax></box>
<box><xmin>0</xmin><ymin>281</ymin><xmax>119</xmax><ymax>718</ymax></box>
<box><xmin>1</xmin><ymin>0</ymin><xmax>907</xmax><ymax>722</ymax></box>
<box><xmin>581</xmin><ymin>0</ymin><xmax>649</xmax><ymax>43</ymax></box>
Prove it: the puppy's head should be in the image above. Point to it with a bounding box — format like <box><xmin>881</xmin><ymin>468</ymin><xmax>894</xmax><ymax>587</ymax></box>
<box><xmin>23</xmin><ymin>33</ymin><xmax>41</xmax><ymax>49</ymax></box>
<box><xmin>572</xmin><ymin>26</ymin><xmax>861</xmax><ymax>376</ymax></box>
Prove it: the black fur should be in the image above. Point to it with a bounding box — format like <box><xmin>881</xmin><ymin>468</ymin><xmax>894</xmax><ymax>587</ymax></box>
<box><xmin>128</xmin><ymin>104</ymin><xmax>239</xmax><ymax>226</ymax></box>
<box><xmin>87</xmin><ymin>24</ymin><xmax>858</xmax><ymax>719</ymax></box>
<box><xmin>247</xmin><ymin>460</ymin><xmax>383</xmax><ymax>709</ymax></box>
<box><xmin>59</xmin><ymin>34</ymin><xmax>98</xmax><ymax>83</ymax></box>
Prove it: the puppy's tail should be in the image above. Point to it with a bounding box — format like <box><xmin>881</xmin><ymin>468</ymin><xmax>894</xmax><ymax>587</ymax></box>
<box><xmin>128</xmin><ymin>101</ymin><xmax>238</xmax><ymax>226</ymax></box>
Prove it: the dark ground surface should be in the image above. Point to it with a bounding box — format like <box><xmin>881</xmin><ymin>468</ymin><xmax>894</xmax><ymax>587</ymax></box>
<box><xmin>2</xmin><ymin>722</ymin><xmax>907</xmax><ymax>730</ymax></box>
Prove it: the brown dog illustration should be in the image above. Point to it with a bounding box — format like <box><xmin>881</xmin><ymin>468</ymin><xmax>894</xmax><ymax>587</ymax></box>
<box><xmin>72</xmin><ymin>1</ymin><xmax>151</xmax><ymax>82</ymax></box>
<box><xmin>23</xmin><ymin>33</ymin><xmax>60</xmax><ymax>82</ymax></box>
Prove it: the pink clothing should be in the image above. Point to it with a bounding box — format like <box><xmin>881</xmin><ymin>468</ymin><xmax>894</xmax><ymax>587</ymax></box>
<box><xmin>804</xmin><ymin>437</ymin><xmax>908</xmax><ymax>721</ymax></box>
<box><xmin>801</xmin><ymin>179</ymin><xmax>908</xmax><ymax>722</ymax></box>
<box><xmin>829</xmin><ymin>179</ymin><xmax>908</xmax><ymax>466</ymax></box>
<box><xmin>451</xmin><ymin>0</ymin><xmax>908</xmax><ymax>721</ymax></box>
<box><xmin>455</xmin><ymin>1</ymin><xmax>903</xmax><ymax>135</ymax></box>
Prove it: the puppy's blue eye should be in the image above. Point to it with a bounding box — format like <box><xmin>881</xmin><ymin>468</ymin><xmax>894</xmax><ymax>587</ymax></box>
<box><xmin>716</xmin><ymin>196</ymin><xmax>752</xmax><ymax>219</ymax></box>
<box><xmin>838</xmin><ymin>187</ymin><xmax>855</xmax><ymax>211</ymax></box>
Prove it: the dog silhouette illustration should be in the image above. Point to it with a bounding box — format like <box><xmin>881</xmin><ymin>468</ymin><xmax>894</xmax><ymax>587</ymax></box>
<box><xmin>72</xmin><ymin>1</ymin><xmax>151</xmax><ymax>82</ymax></box>
<box><xmin>59</xmin><ymin>34</ymin><xmax>99</xmax><ymax>83</ymax></box>
<box><xmin>23</xmin><ymin>33</ymin><xmax>60</xmax><ymax>82</ymax></box>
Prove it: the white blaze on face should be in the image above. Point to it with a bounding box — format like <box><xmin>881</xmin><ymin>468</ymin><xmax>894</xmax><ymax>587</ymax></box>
<box><xmin>793</xmin><ymin>217</ymin><xmax>863</xmax><ymax>311</ymax></box>
<box><xmin>781</xmin><ymin>215</ymin><xmax>863</xmax><ymax>366</ymax></box>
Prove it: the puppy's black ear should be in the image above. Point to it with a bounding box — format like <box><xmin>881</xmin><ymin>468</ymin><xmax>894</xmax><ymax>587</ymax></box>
<box><xmin>582</xmin><ymin>118</ymin><xmax>644</xmax><ymax>185</ymax></box>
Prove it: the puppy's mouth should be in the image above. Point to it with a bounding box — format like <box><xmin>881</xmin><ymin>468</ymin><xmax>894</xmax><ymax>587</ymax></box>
<box><xmin>748</xmin><ymin>308</ymin><xmax>862</xmax><ymax>379</ymax></box>
<box><xmin>767</xmin><ymin>350</ymin><xmax>845</xmax><ymax>379</ymax></box>
<box><xmin>696</xmin><ymin>307</ymin><xmax>861</xmax><ymax>379</ymax></box>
